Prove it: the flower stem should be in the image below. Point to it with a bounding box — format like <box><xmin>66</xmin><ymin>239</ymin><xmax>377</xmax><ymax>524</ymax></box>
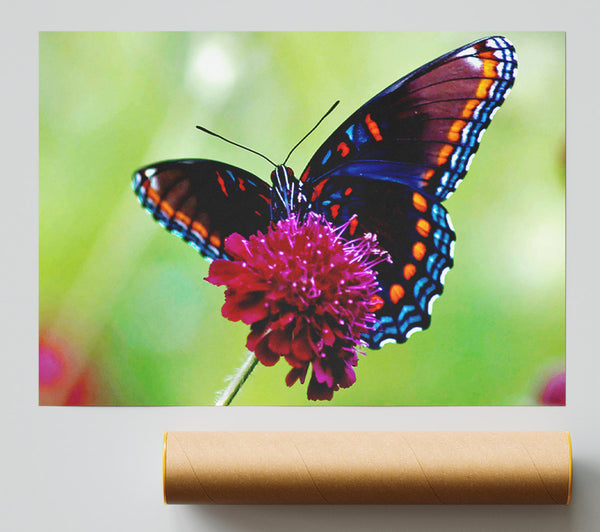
<box><xmin>215</xmin><ymin>352</ymin><xmax>259</xmax><ymax>406</ymax></box>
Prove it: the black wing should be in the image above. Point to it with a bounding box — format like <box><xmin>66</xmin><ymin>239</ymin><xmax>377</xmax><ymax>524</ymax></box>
<box><xmin>133</xmin><ymin>159</ymin><xmax>272</xmax><ymax>260</ymax></box>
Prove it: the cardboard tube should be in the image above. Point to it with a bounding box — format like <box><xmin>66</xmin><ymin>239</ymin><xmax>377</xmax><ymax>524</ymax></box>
<box><xmin>163</xmin><ymin>431</ymin><xmax>572</xmax><ymax>505</ymax></box>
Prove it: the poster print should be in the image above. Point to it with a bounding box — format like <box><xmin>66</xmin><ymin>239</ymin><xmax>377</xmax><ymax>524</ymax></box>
<box><xmin>39</xmin><ymin>32</ymin><xmax>565</xmax><ymax>405</ymax></box>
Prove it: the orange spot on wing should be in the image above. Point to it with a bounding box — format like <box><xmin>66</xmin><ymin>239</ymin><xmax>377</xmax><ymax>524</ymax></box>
<box><xmin>209</xmin><ymin>234</ymin><xmax>222</xmax><ymax>248</ymax></box>
<box><xmin>437</xmin><ymin>144</ymin><xmax>454</xmax><ymax>166</ymax></box>
<box><xmin>476</xmin><ymin>77</ymin><xmax>494</xmax><ymax>99</ymax></box>
<box><xmin>365</xmin><ymin>113</ymin><xmax>383</xmax><ymax>141</ymax></box>
<box><xmin>174</xmin><ymin>211</ymin><xmax>191</xmax><ymax>226</ymax></box>
<box><xmin>311</xmin><ymin>178</ymin><xmax>329</xmax><ymax>201</ymax></box>
<box><xmin>258</xmin><ymin>194</ymin><xmax>271</xmax><ymax>204</ymax></box>
<box><xmin>389</xmin><ymin>284</ymin><xmax>405</xmax><ymax>304</ymax></box>
<box><xmin>462</xmin><ymin>99</ymin><xmax>480</xmax><ymax>119</ymax></box>
<box><xmin>403</xmin><ymin>263</ymin><xmax>416</xmax><ymax>280</ymax></box>
<box><xmin>416</xmin><ymin>218</ymin><xmax>431</xmax><ymax>238</ymax></box>
<box><xmin>238</xmin><ymin>179</ymin><xmax>246</xmax><ymax>191</ymax></box>
<box><xmin>144</xmin><ymin>183</ymin><xmax>179</xmax><ymax>218</ymax></box>
<box><xmin>412</xmin><ymin>192</ymin><xmax>428</xmax><ymax>212</ymax></box>
<box><xmin>413</xmin><ymin>242</ymin><xmax>426</xmax><ymax>261</ymax></box>
<box><xmin>448</xmin><ymin>120</ymin><xmax>467</xmax><ymax>142</ymax></box>
<box><xmin>144</xmin><ymin>183</ymin><xmax>159</xmax><ymax>203</ymax></box>
<box><xmin>369</xmin><ymin>294</ymin><xmax>385</xmax><ymax>312</ymax></box>
<box><xmin>482</xmin><ymin>57</ymin><xmax>498</xmax><ymax>77</ymax></box>
<box><xmin>423</xmin><ymin>169</ymin><xmax>435</xmax><ymax>181</ymax></box>
<box><xmin>349</xmin><ymin>217</ymin><xmax>359</xmax><ymax>236</ymax></box>
<box><xmin>330</xmin><ymin>204</ymin><xmax>340</xmax><ymax>219</ymax></box>
<box><xmin>160</xmin><ymin>201</ymin><xmax>174</xmax><ymax>217</ymax></box>
<box><xmin>301</xmin><ymin>165</ymin><xmax>311</xmax><ymax>182</ymax></box>
<box><xmin>191</xmin><ymin>221</ymin><xmax>208</xmax><ymax>239</ymax></box>
<box><xmin>344</xmin><ymin>187</ymin><xmax>353</xmax><ymax>196</ymax></box>
<box><xmin>337</xmin><ymin>142</ymin><xmax>350</xmax><ymax>157</ymax></box>
<box><xmin>216</xmin><ymin>171</ymin><xmax>228</xmax><ymax>197</ymax></box>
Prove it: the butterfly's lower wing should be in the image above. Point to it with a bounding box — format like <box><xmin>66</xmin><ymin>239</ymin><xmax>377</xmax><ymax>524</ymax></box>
<box><xmin>133</xmin><ymin>159</ymin><xmax>272</xmax><ymax>260</ymax></box>
<box><xmin>301</xmin><ymin>36</ymin><xmax>517</xmax><ymax>201</ymax></box>
<box><xmin>311</xmin><ymin>174</ymin><xmax>455</xmax><ymax>348</ymax></box>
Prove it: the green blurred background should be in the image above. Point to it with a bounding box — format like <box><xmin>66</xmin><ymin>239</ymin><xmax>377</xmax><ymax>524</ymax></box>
<box><xmin>39</xmin><ymin>32</ymin><xmax>565</xmax><ymax>406</ymax></box>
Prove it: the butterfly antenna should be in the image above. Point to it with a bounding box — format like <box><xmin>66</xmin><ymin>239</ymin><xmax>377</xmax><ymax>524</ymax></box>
<box><xmin>282</xmin><ymin>100</ymin><xmax>340</xmax><ymax>165</ymax></box>
<box><xmin>196</xmin><ymin>125</ymin><xmax>277</xmax><ymax>167</ymax></box>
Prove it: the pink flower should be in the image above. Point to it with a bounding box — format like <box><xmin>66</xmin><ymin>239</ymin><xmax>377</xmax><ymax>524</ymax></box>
<box><xmin>539</xmin><ymin>372</ymin><xmax>566</xmax><ymax>406</ymax></box>
<box><xmin>39</xmin><ymin>333</ymin><xmax>100</xmax><ymax>405</ymax></box>
<box><xmin>206</xmin><ymin>212</ymin><xmax>388</xmax><ymax>401</ymax></box>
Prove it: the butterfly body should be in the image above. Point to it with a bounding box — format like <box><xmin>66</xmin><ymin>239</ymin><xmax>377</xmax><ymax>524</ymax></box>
<box><xmin>133</xmin><ymin>36</ymin><xmax>517</xmax><ymax>349</ymax></box>
<box><xmin>269</xmin><ymin>165</ymin><xmax>309</xmax><ymax>222</ymax></box>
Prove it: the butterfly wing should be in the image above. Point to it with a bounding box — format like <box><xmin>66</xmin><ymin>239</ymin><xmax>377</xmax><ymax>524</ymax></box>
<box><xmin>311</xmin><ymin>175</ymin><xmax>455</xmax><ymax>348</ymax></box>
<box><xmin>301</xmin><ymin>36</ymin><xmax>517</xmax><ymax>348</ymax></box>
<box><xmin>133</xmin><ymin>159</ymin><xmax>272</xmax><ymax>260</ymax></box>
<box><xmin>301</xmin><ymin>36</ymin><xmax>517</xmax><ymax>197</ymax></box>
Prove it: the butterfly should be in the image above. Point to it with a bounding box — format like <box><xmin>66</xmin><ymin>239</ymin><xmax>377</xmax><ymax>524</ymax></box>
<box><xmin>133</xmin><ymin>36</ymin><xmax>517</xmax><ymax>349</ymax></box>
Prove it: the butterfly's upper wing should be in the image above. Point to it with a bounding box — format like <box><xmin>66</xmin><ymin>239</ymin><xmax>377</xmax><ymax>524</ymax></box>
<box><xmin>301</xmin><ymin>36</ymin><xmax>517</xmax><ymax>348</ymax></box>
<box><xmin>133</xmin><ymin>159</ymin><xmax>272</xmax><ymax>260</ymax></box>
<box><xmin>301</xmin><ymin>36</ymin><xmax>517</xmax><ymax>198</ymax></box>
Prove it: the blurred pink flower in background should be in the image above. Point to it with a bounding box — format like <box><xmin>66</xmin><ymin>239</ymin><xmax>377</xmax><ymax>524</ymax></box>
<box><xmin>538</xmin><ymin>371</ymin><xmax>565</xmax><ymax>406</ymax></box>
<box><xmin>39</xmin><ymin>333</ymin><xmax>99</xmax><ymax>405</ymax></box>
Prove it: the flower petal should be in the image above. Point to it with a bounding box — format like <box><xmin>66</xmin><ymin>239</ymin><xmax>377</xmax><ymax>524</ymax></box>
<box><xmin>321</xmin><ymin>324</ymin><xmax>336</xmax><ymax>347</ymax></box>
<box><xmin>205</xmin><ymin>259</ymin><xmax>247</xmax><ymax>286</ymax></box>
<box><xmin>291</xmin><ymin>326</ymin><xmax>316</xmax><ymax>361</ymax></box>
<box><xmin>268</xmin><ymin>328</ymin><xmax>291</xmax><ymax>355</ymax></box>
<box><xmin>254</xmin><ymin>334</ymin><xmax>281</xmax><ymax>367</ymax></box>
<box><xmin>227</xmin><ymin>273</ymin><xmax>269</xmax><ymax>291</ymax></box>
<box><xmin>285</xmin><ymin>365</ymin><xmax>308</xmax><ymax>386</ymax></box>
<box><xmin>312</xmin><ymin>358</ymin><xmax>334</xmax><ymax>387</ymax></box>
<box><xmin>306</xmin><ymin>372</ymin><xmax>335</xmax><ymax>401</ymax></box>
<box><xmin>283</xmin><ymin>352</ymin><xmax>306</xmax><ymax>368</ymax></box>
<box><xmin>223</xmin><ymin>232</ymin><xmax>252</xmax><ymax>260</ymax></box>
<box><xmin>336</xmin><ymin>360</ymin><xmax>357</xmax><ymax>389</ymax></box>
<box><xmin>245</xmin><ymin>328</ymin><xmax>263</xmax><ymax>351</ymax></box>
<box><xmin>222</xmin><ymin>291</ymin><xmax>269</xmax><ymax>324</ymax></box>
<box><xmin>271</xmin><ymin>311</ymin><xmax>296</xmax><ymax>330</ymax></box>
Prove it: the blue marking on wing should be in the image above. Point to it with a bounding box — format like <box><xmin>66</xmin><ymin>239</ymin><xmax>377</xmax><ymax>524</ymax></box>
<box><xmin>431</xmin><ymin>204</ymin><xmax>448</xmax><ymax>227</ymax></box>
<box><xmin>432</xmin><ymin>229</ymin><xmax>452</xmax><ymax>255</ymax></box>
<box><xmin>345</xmin><ymin>124</ymin><xmax>355</xmax><ymax>142</ymax></box>
<box><xmin>426</xmin><ymin>253</ymin><xmax>449</xmax><ymax>284</ymax></box>
<box><xmin>414</xmin><ymin>277</ymin><xmax>437</xmax><ymax>315</ymax></box>
<box><xmin>397</xmin><ymin>305</ymin><xmax>422</xmax><ymax>336</ymax></box>
<box><xmin>345</xmin><ymin>123</ymin><xmax>370</xmax><ymax>148</ymax></box>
